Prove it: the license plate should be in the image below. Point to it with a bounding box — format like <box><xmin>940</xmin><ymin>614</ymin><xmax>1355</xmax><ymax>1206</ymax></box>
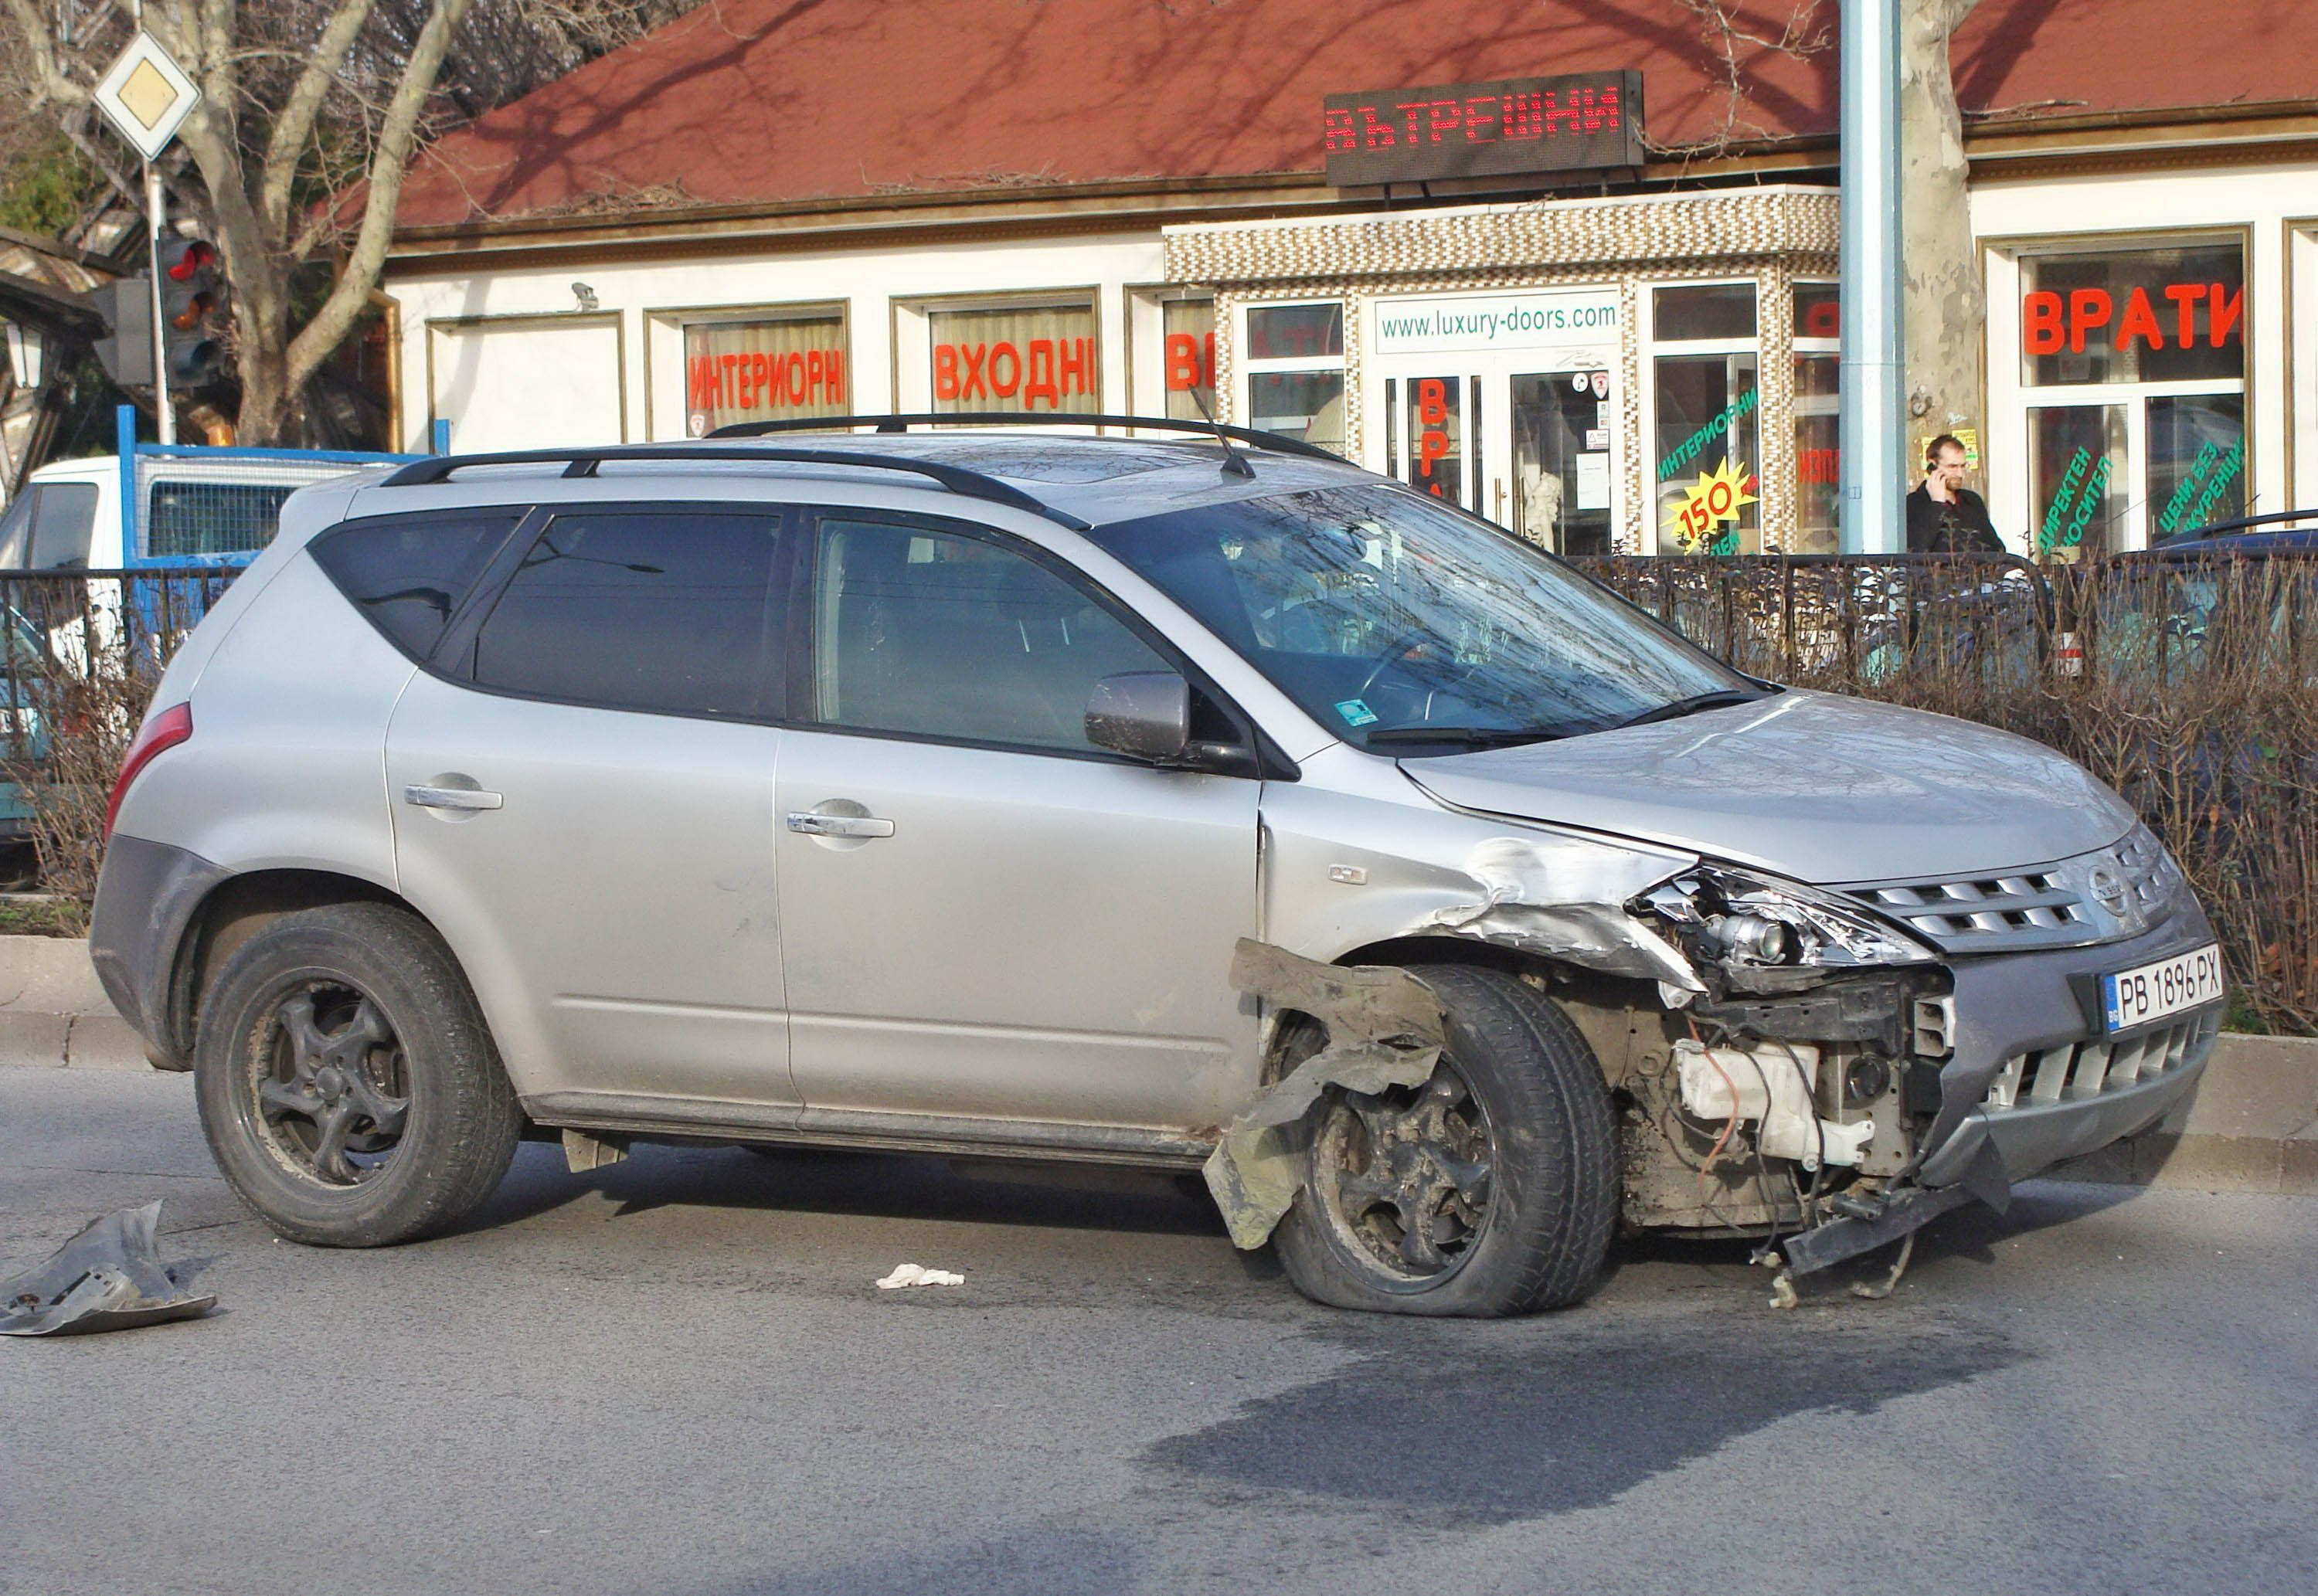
<box><xmin>2100</xmin><ymin>944</ymin><xmax>2225</xmax><ymax>1032</ymax></box>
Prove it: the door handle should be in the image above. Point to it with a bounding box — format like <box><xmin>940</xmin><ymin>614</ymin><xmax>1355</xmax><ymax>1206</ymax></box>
<box><xmin>404</xmin><ymin>783</ymin><xmax>504</xmax><ymax>812</ymax></box>
<box><xmin>786</xmin><ymin>811</ymin><xmax>894</xmax><ymax>839</ymax></box>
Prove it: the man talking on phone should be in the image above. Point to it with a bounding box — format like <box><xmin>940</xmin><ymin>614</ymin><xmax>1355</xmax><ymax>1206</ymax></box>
<box><xmin>1906</xmin><ymin>433</ymin><xmax>2005</xmax><ymax>554</ymax></box>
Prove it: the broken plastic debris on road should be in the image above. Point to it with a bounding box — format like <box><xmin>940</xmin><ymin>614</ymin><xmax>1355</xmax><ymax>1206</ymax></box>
<box><xmin>1</xmin><ymin>1200</ymin><xmax>217</xmax><ymax>1337</ymax></box>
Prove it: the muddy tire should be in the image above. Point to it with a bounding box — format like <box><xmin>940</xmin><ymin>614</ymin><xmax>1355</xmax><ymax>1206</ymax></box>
<box><xmin>1273</xmin><ymin>965</ymin><xmax>1618</xmax><ymax>1317</ymax></box>
<box><xmin>193</xmin><ymin>902</ymin><xmax>521</xmax><ymax>1247</ymax></box>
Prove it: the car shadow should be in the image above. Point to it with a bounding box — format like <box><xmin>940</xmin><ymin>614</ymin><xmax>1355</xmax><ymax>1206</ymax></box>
<box><xmin>446</xmin><ymin>1137</ymin><xmax>1230</xmax><ymax>1241</ymax></box>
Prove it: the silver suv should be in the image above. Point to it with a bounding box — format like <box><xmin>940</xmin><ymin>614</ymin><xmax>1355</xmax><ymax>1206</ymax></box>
<box><xmin>89</xmin><ymin>417</ymin><xmax>2226</xmax><ymax>1316</ymax></box>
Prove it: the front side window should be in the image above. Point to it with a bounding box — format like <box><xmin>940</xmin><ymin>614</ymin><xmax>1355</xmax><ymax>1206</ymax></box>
<box><xmin>807</xmin><ymin>517</ymin><xmax>1171</xmax><ymax>754</ymax></box>
<box><xmin>0</xmin><ymin>483</ymin><xmax>100</xmax><ymax>569</ymax></box>
<box><xmin>470</xmin><ymin>511</ymin><xmax>782</xmax><ymax>718</ymax></box>
<box><xmin>1090</xmin><ymin>484</ymin><xmax>1753</xmax><ymax>753</ymax></box>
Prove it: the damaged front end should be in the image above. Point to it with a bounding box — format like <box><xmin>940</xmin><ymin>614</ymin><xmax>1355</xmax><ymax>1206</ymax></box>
<box><xmin>1621</xmin><ymin>861</ymin><xmax>1970</xmax><ymax>1278</ymax></box>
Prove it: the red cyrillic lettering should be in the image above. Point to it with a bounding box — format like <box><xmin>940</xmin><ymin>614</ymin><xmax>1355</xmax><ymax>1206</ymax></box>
<box><xmin>1359</xmin><ymin>106</ymin><xmax>1395</xmax><ymax>148</ymax></box>
<box><xmin>987</xmin><ymin>341</ymin><xmax>1022</xmax><ymax>399</ymax></box>
<box><xmin>1501</xmin><ymin>92</ymin><xmax>1544</xmax><ymax>140</ymax></box>
<box><xmin>828</xmin><ymin>351</ymin><xmax>845</xmax><ymax>406</ymax></box>
<box><xmin>2067</xmin><ymin>287</ymin><xmax>2112</xmax><ymax>353</ymax></box>
<box><xmin>1164</xmin><ymin>333</ymin><xmax>1201</xmax><ymax>391</ymax></box>
<box><xmin>2114</xmin><ymin>287</ymin><xmax>2163</xmax><ymax>350</ymax></box>
<box><xmin>1418</xmin><ymin>430</ymin><xmax>1449</xmax><ymax>477</ymax></box>
<box><xmin>1417</xmin><ymin>378</ymin><xmax>1448</xmax><ymax>425</ymax></box>
<box><xmin>1324</xmin><ymin>107</ymin><xmax>1355</xmax><ymax>152</ymax></box>
<box><xmin>785</xmin><ymin>352</ymin><xmax>806</xmax><ymax>406</ymax></box>
<box><xmin>1024</xmin><ymin>340</ymin><xmax>1059</xmax><ymax>408</ymax></box>
<box><xmin>2208</xmin><ymin>284</ymin><xmax>2242</xmax><ymax>347</ymax></box>
<box><xmin>2164</xmin><ymin>282</ymin><xmax>2204</xmax><ymax>346</ymax></box>
<box><xmin>2022</xmin><ymin>291</ymin><xmax>2064</xmax><ymax>355</ymax></box>
<box><xmin>806</xmin><ymin>349</ymin><xmax>825</xmax><ymax>403</ymax></box>
<box><xmin>720</xmin><ymin>354</ymin><xmax>739</xmax><ymax>406</ymax></box>
<box><xmin>1061</xmin><ymin>337</ymin><xmax>1091</xmax><ymax>396</ymax></box>
<box><xmin>959</xmin><ymin>341</ymin><xmax>990</xmax><ymax>399</ymax></box>
<box><xmin>1426</xmin><ymin>100</ymin><xmax>1463</xmax><ymax>144</ymax></box>
<box><xmin>1463</xmin><ymin>96</ymin><xmax>1497</xmax><ymax>141</ymax></box>
<box><xmin>934</xmin><ymin>345</ymin><xmax>960</xmax><ymax>401</ymax></box>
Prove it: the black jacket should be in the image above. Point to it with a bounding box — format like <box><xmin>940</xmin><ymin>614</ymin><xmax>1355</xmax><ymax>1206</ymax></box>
<box><xmin>1906</xmin><ymin>484</ymin><xmax>2004</xmax><ymax>555</ymax></box>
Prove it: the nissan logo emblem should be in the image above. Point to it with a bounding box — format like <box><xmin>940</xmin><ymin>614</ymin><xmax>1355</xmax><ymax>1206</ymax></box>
<box><xmin>2089</xmin><ymin>866</ymin><xmax>2129</xmax><ymax>915</ymax></box>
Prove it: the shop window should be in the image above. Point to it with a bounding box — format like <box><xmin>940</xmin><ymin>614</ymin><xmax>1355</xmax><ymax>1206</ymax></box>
<box><xmin>2030</xmin><ymin>406</ymin><xmax>2129</xmax><ymax>562</ymax></box>
<box><xmin>1654</xmin><ymin>283</ymin><xmax>1756</xmax><ymax>342</ymax></box>
<box><xmin>2020</xmin><ymin>244</ymin><xmax>2242</xmax><ymax>388</ymax></box>
<box><xmin>2015</xmin><ymin>240</ymin><xmax>2245</xmax><ymax>553</ymax></box>
<box><xmin>1654</xmin><ymin>354</ymin><xmax>1760</xmax><ymax>553</ymax></box>
<box><xmin>1241</xmin><ymin>300</ymin><xmax>1345</xmax><ymax>456</ymax></box>
<box><xmin>2147</xmin><ymin>394</ymin><xmax>2245</xmax><ymax>542</ymax></box>
<box><xmin>681</xmin><ymin>311</ymin><xmax>847</xmax><ymax>436</ymax></box>
<box><xmin>1246</xmin><ymin>304</ymin><xmax>1343</xmax><ymax>362</ymax></box>
<box><xmin>929</xmin><ymin>301</ymin><xmax>1100</xmax><ymax>415</ymax></box>
<box><xmin>1791</xmin><ymin>281</ymin><xmax>1840</xmax><ymax>554</ymax></box>
<box><xmin>1161</xmin><ymin>297</ymin><xmax>1216</xmax><ymax>422</ymax></box>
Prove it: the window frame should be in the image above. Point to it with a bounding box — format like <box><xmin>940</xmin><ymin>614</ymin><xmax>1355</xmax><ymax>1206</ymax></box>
<box><xmin>781</xmin><ymin>504</ymin><xmax>1283</xmax><ymax>775</ymax></box>
<box><xmin>416</xmin><ymin>501</ymin><xmax>798</xmax><ymax>726</ymax></box>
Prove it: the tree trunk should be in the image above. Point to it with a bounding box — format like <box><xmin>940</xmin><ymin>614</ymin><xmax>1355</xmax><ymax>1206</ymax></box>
<box><xmin>1899</xmin><ymin>0</ymin><xmax>1983</xmax><ymax>472</ymax></box>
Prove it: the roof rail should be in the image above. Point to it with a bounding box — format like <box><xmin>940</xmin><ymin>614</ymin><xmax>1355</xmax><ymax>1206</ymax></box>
<box><xmin>706</xmin><ymin>411</ymin><xmax>1341</xmax><ymax>463</ymax></box>
<box><xmin>375</xmin><ymin>445</ymin><xmax>1090</xmax><ymax>529</ymax></box>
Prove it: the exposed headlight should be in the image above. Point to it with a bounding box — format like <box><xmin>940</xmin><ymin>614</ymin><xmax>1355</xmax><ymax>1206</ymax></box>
<box><xmin>1647</xmin><ymin>865</ymin><xmax>1938</xmax><ymax>969</ymax></box>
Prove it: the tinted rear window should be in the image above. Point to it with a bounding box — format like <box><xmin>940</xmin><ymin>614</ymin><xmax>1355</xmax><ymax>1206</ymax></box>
<box><xmin>312</xmin><ymin>514</ymin><xmax>522</xmax><ymax>660</ymax></box>
<box><xmin>469</xmin><ymin>511</ymin><xmax>783</xmax><ymax>719</ymax></box>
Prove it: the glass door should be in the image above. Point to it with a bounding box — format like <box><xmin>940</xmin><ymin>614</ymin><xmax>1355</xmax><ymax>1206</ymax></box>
<box><xmin>1382</xmin><ymin>374</ymin><xmax>1476</xmax><ymax>508</ymax></box>
<box><xmin>1508</xmin><ymin>368</ymin><xmax>1616</xmax><ymax>555</ymax></box>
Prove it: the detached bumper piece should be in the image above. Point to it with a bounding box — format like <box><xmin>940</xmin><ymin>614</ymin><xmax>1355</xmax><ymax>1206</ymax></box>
<box><xmin>0</xmin><ymin>1201</ymin><xmax>216</xmax><ymax>1337</ymax></box>
<box><xmin>1778</xmin><ymin>1185</ymin><xmax>1974</xmax><ymax>1278</ymax></box>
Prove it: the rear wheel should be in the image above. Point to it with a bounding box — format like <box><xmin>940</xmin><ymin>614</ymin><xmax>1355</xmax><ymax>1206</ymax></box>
<box><xmin>1273</xmin><ymin>965</ymin><xmax>1618</xmax><ymax>1316</ymax></box>
<box><xmin>193</xmin><ymin>902</ymin><xmax>520</xmax><ymax>1247</ymax></box>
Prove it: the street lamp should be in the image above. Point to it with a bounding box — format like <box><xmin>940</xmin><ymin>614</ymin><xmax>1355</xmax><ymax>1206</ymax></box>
<box><xmin>3</xmin><ymin>321</ymin><xmax>46</xmax><ymax>392</ymax></box>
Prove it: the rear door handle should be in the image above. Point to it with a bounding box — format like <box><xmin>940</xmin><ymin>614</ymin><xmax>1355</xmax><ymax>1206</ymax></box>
<box><xmin>404</xmin><ymin>783</ymin><xmax>504</xmax><ymax>812</ymax></box>
<box><xmin>785</xmin><ymin>811</ymin><xmax>894</xmax><ymax>838</ymax></box>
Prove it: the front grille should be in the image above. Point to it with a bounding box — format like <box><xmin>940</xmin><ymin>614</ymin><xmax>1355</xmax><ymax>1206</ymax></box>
<box><xmin>1859</xmin><ymin>871</ymin><xmax>2091</xmax><ymax>942</ymax></box>
<box><xmin>1847</xmin><ymin>825</ymin><xmax>2185</xmax><ymax>953</ymax></box>
<box><xmin>1981</xmin><ymin>1008</ymin><xmax>2220</xmax><ymax>1112</ymax></box>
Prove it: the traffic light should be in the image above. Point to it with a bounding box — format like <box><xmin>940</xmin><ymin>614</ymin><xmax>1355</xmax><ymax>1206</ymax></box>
<box><xmin>157</xmin><ymin>237</ymin><xmax>227</xmax><ymax>387</ymax></box>
<box><xmin>86</xmin><ymin>276</ymin><xmax>153</xmax><ymax>388</ymax></box>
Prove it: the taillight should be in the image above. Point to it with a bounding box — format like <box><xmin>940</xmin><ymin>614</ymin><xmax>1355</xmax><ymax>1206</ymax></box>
<box><xmin>104</xmin><ymin>701</ymin><xmax>194</xmax><ymax>840</ymax></box>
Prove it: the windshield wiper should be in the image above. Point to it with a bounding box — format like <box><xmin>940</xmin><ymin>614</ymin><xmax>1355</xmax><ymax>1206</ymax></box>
<box><xmin>1363</xmin><ymin>726</ymin><xmax>1565</xmax><ymax>749</ymax></box>
<box><xmin>1603</xmin><ymin>688</ymin><xmax>1767</xmax><ymax>732</ymax></box>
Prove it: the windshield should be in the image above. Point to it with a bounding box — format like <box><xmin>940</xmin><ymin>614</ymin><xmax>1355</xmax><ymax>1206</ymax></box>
<box><xmin>1088</xmin><ymin>484</ymin><xmax>1759</xmax><ymax>753</ymax></box>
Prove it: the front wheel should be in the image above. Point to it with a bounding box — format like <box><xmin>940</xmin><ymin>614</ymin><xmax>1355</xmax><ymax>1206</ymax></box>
<box><xmin>193</xmin><ymin>902</ymin><xmax>521</xmax><ymax>1247</ymax></box>
<box><xmin>1273</xmin><ymin>965</ymin><xmax>1619</xmax><ymax>1316</ymax></box>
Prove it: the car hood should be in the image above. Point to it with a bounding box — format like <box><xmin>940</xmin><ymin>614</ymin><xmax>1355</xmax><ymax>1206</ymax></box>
<box><xmin>1399</xmin><ymin>690</ymin><xmax>2140</xmax><ymax>885</ymax></box>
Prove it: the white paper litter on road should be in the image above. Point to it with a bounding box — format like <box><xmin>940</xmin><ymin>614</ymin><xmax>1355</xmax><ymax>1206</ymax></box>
<box><xmin>876</xmin><ymin>1263</ymin><xmax>965</xmax><ymax>1289</ymax></box>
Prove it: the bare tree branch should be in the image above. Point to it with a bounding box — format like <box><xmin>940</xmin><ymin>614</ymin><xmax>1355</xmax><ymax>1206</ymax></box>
<box><xmin>260</xmin><ymin>0</ymin><xmax>377</xmax><ymax>235</ymax></box>
<box><xmin>284</xmin><ymin>0</ymin><xmax>475</xmax><ymax>393</ymax></box>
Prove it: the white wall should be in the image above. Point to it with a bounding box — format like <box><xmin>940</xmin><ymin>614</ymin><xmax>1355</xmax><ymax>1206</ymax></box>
<box><xmin>387</xmin><ymin>232</ymin><xmax>1170</xmax><ymax>453</ymax></box>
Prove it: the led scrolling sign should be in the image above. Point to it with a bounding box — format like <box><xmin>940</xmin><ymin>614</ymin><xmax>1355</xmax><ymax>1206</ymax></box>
<box><xmin>1324</xmin><ymin>71</ymin><xmax>1644</xmax><ymax>188</ymax></box>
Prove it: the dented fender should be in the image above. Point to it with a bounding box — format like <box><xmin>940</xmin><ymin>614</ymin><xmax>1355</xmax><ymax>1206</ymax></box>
<box><xmin>1257</xmin><ymin>773</ymin><xmax>1699</xmax><ymax>986</ymax></box>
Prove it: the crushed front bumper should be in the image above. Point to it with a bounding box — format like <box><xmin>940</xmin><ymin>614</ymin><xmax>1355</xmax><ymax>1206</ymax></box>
<box><xmin>1914</xmin><ymin>892</ymin><xmax>2224</xmax><ymax>1195</ymax></box>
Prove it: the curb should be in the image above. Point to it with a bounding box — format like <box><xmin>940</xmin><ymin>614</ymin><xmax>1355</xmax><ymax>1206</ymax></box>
<box><xmin>1</xmin><ymin>934</ymin><xmax>2313</xmax><ymax>1190</ymax></box>
<box><xmin>0</xmin><ymin>934</ymin><xmax>154</xmax><ymax>1071</ymax></box>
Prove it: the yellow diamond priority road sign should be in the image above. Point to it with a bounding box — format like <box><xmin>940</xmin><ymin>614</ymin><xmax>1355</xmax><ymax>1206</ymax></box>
<box><xmin>93</xmin><ymin>32</ymin><xmax>201</xmax><ymax>161</ymax></box>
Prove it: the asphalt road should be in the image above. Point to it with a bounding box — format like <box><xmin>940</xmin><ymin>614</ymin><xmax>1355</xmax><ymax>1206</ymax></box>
<box><xmin>4</xmin><ymin>1064</ymin><xmax>2313</xmax><ymax>1596</ymax></box>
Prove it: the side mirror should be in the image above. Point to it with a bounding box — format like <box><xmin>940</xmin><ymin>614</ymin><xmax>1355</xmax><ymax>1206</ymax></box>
<box><xmin>1086</xmin><ymin>671</ymin><xmax>1191</xmax><ymax>762</ymax></box>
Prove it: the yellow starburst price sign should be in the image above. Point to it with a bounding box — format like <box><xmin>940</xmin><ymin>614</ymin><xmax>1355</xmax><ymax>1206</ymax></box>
<box><xmin>1666</xmin><ymin>459</ymin><xmax>1759</xmax><ymax>552</ymax></box>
